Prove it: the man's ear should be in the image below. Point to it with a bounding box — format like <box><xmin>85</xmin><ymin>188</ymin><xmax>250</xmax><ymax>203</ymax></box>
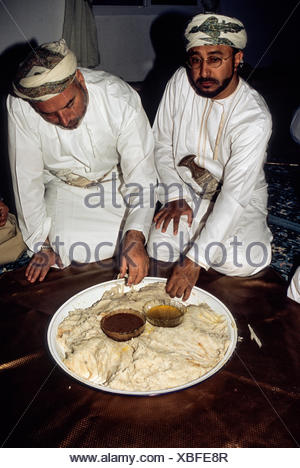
<box><xmin>76</xmin><ymin>69</ymin><xmax>87</xmax><ymax>90</ymax></box>
<box><xmin>234</xmin><ymin>50</ymin><xmax>243</xmax><ymax>71</ymax></box>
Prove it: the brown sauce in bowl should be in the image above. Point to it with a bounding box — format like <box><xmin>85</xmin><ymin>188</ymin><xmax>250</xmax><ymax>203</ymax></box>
<box><xmin>102</xmin><ymin>312</ymin><xmax>144</xmax><ymax>333</ymax></box>
<box><xmin>100</xmin><ymin>309</ymin><xmax>146</xmax><ymax>341</ymax></box>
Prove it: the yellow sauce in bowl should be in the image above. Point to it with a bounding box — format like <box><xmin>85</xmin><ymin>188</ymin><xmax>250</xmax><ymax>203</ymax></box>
<box><xmin>146</xmin><ymin>304</ymin><xmax>184</xmax><ymax>327</ymax></box>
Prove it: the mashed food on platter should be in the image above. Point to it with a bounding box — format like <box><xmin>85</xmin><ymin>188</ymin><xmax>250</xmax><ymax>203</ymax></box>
<box><xmin>57</xmin><ymin>282</ymin><xmax>230</xmax><ymax>391</ymax></box>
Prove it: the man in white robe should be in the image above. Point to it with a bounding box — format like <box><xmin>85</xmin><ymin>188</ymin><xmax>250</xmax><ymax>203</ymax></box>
<box><xmin>287</xmin><ymin>109</ymin><xmax>300</xmax><ymax>303</ymax></box>
<box><xmin>8</xmin><ymin>39</ymin><xmax>156</xmax><ymax>284</ymax></box>
<box><xmin>147</xmin><ymin>13</ymin><xmax>273</xmax><ymax>300</ymax></box>
<box><xmin>287</xmin><ymin>267</ymin><xmax>300</xmax><ymax>304</ymax></box>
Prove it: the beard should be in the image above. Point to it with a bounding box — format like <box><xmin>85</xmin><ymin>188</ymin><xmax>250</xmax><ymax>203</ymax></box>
<box><xmin>187</xmin><ymin>67</ymin><xmax>235</xmax><ymax>99</ymax></box>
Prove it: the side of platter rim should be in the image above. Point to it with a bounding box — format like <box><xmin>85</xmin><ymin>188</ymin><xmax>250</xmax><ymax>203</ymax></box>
<box><xmin>47</xmin><ymin>277</ymin><xmax>237</xmax><ymax>396</ymax></box>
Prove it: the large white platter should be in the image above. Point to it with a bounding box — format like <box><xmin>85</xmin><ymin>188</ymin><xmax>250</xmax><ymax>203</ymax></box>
<box><xmin>47</xmin><ymin>277</ymin><xmax>237</xmax><ymax>396</ymax></box>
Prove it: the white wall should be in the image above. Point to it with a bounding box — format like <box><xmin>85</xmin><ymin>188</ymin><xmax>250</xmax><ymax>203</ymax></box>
<box><xmin>93</xmin><ymin>4</ymin><xmax>201</xmax><ymax>82</ymax></box>
<box><xmin>95</xmin><ymin>14</ymin><xmax>156</xmax><ymax>82</ymax></box>
<box><xmin>0</xmin><ymin>0</ymin><xmax>65</xmax><ymax>55</ymax></box>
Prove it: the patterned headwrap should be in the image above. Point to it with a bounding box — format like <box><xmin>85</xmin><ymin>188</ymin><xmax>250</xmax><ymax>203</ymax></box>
<box><xmin>12</xmin><ymin>39</ymin><xmax>77</xmax><ymax>102</ymax></box>
<box><xmin>185</xmin><ymin>14</ymin><xmax>247</xmax><ymax>51</ymax></box>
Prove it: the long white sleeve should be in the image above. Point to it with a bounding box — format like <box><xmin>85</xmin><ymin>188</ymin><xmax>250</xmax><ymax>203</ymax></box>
<box><xmin>153</xmin><ymin>79</ymin><xmax>190</xmax><ymax>204</ymax></box>
<box><xmin>117</xmin><ymin>90</ymin><xmax>157</xmax><ymax>241</ymax></box>
<box><xmin>7</xmin><ymin>96</ymin><xmax>51</xmax><ymax>252</ymax></box>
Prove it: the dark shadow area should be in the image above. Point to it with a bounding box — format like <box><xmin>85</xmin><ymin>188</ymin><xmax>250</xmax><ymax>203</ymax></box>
<box><xmin>224</xmin><ymin>0</ymin><xmax>299</xmax><ymax>162</ymax></box>
<box><xmin>0</xmin><ymin>39</ymin><xmax>38</xmax><ymax>212</ymax></box>
<box><xmin>227</xmin><ymin>0</ymin><xmax>299</xmax><ymax>164</ymax></box>
<box><xmin>241</xmin><ymin>64</ymin><xmax>300</xmax><ymax>164</ymax></box>
<box><xmin>140</xmin><ymin>10</ymin><xmax>192</xmax><ymax>125</ymax></box>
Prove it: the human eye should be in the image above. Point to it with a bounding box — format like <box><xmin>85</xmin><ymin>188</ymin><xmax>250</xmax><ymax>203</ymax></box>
<box><xmin>189</xmin><ymin>56</ymin><xmax>201</xmax><ymax>67</ymax></box>
<box><xmin>39</xmin><ymin>110</ymin><xmax>55</xmax><ymax>118</ymax></box>
<box><xmin>39</xmin><ymin>112</ymin><xmax>58</xmax><ymax>124</ymax></box>
<box><xmin>207</xmin><ymin>56</ymin><xmax>222</xmax><ymax>66</ymax></box>
<box><xmin>66</xmin><ymin>98</ymin><xmax>75</xmax><ymax>109</ymax></box>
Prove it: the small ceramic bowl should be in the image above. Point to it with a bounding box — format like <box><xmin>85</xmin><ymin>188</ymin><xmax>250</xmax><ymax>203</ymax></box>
<box><xmin>100</xmin><ymin>308</ymin><xmax>145</xmax><ymax>341</ymax></box>
<box><xmin>143</xmin><ymin>299</ymin><xmax>186</xmax><ymax>328</ymax></box>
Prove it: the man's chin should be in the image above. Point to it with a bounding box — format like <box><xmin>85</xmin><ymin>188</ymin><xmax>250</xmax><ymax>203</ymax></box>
<box><xmin>194</xmin><ymin>85</ymin><xmax>222</xmax><ymax>98</ymax></box>
<box><xmin>194</xmin><ymin>74</ymin><xmax>234</xmax><ymax>99</ymax></box>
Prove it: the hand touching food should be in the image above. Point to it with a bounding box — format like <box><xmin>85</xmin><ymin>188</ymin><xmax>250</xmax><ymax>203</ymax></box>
<box><xmin>166</xmin><ymin>256</ymin><xmax>201</xmax><ymax>301</ymax></box>
<box><xmin>120</xmin><ymin>230</ymin><xmax>149</xmax><ymax>286</ymax></box>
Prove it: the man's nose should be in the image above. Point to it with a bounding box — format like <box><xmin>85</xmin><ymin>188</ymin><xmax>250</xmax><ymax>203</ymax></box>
<box><xmin>199</xmin><ymin>61</ymin><xmax>210</xmax><ymax>78</ymax></box>
<box><xmin>57</xmin><ymin>110</ymin><xmax>71</xmax><ymax>127</ymax></box>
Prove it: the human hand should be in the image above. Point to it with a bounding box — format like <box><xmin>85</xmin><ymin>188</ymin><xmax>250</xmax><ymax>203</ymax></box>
<box><xmin>119</xmin><ymin>230</ymin><xmax>149</xmax><ymax>286</ymax></box>
<box><xmin>166</xmin><ymin>257</ymin><xmax>201</xmax><ymax>301</ymax></box>
<box><xmin>154</xmin><ymin>199</ymin><xmax>193</xmax><ymax>235</ymax></box>
<box><xmin>25</xmin><ymin>248</ymin><xmax>63</xmax><ymax>283</ymax></box>
<box><xmin>0</xmin><ymin>201</ymin><xmax>9</xmax><ymax>227</ymax></box>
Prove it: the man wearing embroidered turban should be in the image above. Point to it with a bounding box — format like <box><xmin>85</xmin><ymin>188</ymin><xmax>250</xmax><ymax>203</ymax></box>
<box><xmin>147</xmin><ymin>12</ymin><xmax>273</xmax><ymax>300</ymax></box>
<box><xmin>8</xmin><ymin>39</ymin><xmax>156</xmax><ymax>284</ymax></box>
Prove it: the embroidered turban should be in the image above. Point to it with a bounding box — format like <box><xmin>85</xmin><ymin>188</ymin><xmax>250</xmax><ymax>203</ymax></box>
<box><xmin>12</xmin><ymin>39</ymin><xmax>77</xmax><ymax>102</ymax></box>
<box><xmin>185</xmin><ymin>14</ymin><xmax>247</xmax><ymax>51</ymax></box>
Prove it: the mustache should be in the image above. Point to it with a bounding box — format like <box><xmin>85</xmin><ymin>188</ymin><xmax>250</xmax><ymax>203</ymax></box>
<box><xmin>196</xmin><ymin>78</ymin><xmax>219</xmax><ymax>85</ymax></box>
<box><xmin>57</xmin><ymin>119</ymin><xmax>80</xmax><ymax>130</ymax></box>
